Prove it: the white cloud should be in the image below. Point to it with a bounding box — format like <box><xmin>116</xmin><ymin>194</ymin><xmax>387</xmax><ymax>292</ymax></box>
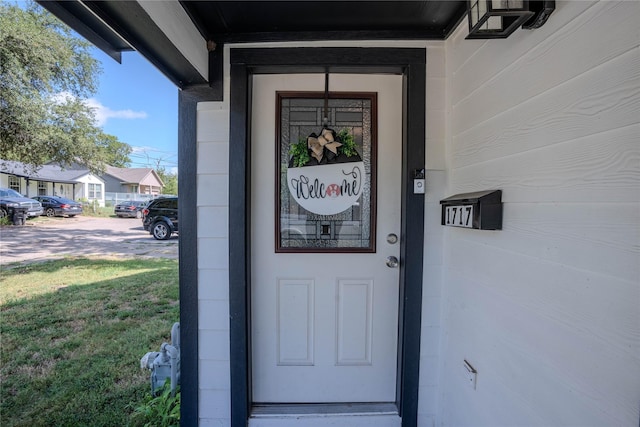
<box><xmin>131</xmin><ymin>146</ymin><xmax>152</xmax><ymax>154</ymax></box>
<box><xmin>49</xmin><ymin>93</ymin><xmax>147</xmax><ymax>126</ymax></box>
<box><xmin>84</xmin><ymin>98</ymin><xmax>147</xmax><ymax>126</ymax></box>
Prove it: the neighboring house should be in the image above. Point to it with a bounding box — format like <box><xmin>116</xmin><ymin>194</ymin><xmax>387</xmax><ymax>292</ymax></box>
<box><xmin>38</xmin><ymin>2</ymin><xmax>640</xmax><ymax>427</ymax></box>
<box><xmin>0</xmin><ymin>160</ymin><xmax>106</xmax><ymax>207</ymax></box>
<box><xmin>102</xmin><ymin>166</ymin><xmax>164</xmax><ymax>197</ymax></box>
<box><xmin>0</xmin><ymin>161</ymin><xmax>164</xmax><ymax>207</ymax></box>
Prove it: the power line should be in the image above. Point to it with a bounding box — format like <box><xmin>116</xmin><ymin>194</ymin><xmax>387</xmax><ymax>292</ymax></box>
<box><xmin>128</xmin><ymin>160</ymin><xmax>178</xmax><ymax>167</ymax></box>
<box><xmin>127</xmin><ymin>149</ymin><xmax>178</xmax><ymax>169</ymax></box>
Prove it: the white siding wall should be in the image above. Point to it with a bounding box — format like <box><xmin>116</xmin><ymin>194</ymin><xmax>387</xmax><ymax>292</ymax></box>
<box><xmin>440</xmin><ymin>1</ymin><xmax>640</xmax><ymax>426</ymax></box>
<box><xmin>0</xmin><ymin>175</ymin><xmax>88</xmax><ymax>201</ymax></box>
<box><xmin>197</xmin><ymin>101</ymin><xmax>232</xmax><ymax>426</ymax></box>
<box><xmin>420</xmin><ymin>44</ymin><xmax>448</xmax><ymax>427</ymax></box>
<box><xmin>79</xmin><ymin>174</ymin><xmax>106</xmax><ymax>207</ymax></box>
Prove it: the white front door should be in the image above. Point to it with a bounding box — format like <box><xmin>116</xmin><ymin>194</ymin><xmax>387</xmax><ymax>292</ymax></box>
<box><xmin>251</xmin><ymin>73</ymin><xmax>403</xmax><ymax>403</ymax></box>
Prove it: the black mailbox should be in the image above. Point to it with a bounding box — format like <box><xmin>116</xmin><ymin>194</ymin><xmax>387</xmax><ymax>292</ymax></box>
<box><xmin>440</xmin><ymin>190</ymin><xmax>502</xmax><ymax>230</ymax></box>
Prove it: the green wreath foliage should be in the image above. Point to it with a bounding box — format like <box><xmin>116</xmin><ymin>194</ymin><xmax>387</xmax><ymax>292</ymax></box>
<box><xmin>337</xmin><ymin>129</ymin><xmax>358</xmax><ymax>157</ymax></box>
<box><xmin>289</xmin><ymin>138</ymin><xmax>311</xmax><ymax>168</ymax></box>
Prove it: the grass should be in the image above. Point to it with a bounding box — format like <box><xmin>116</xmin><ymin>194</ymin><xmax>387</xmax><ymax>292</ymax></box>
<box><xmin>81</xmin><ymin>205</ymin><xmax>115</xmax><ymax>218</ymax></box>
<box><xmin>0</xmin><ymin>257</ymin><xmax>179</xmax><ymax>427</ymax></box>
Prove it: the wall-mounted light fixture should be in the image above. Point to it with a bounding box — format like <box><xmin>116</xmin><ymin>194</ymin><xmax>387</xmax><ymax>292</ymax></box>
<box><xmin>466</xmin><ymin>0</ymin><xmax>555</xmax><ymax>39</ymax></box>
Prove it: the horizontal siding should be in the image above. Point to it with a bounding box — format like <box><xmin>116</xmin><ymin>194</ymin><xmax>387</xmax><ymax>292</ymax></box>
<box><xmin>442</xmin><ymin>271</ymin><xmax>626</xmax><ymax>426</ymax></box>
<box><xmin>498</xmin><ymin>202</ymin><xmax>639</xmax><ymax>281</ymax></box>
<box><xmin>420</xmin><ymin>42</ymin><xmax>448</xmax><ymax>422</ymax></box>
<box><xmin>452</xmin><ymin>123</ymin><xmax>639</xmax><ymax>203</ymax></box>
<box><xmin>441</xmin><ymin>1</ymin><xmax>640</xmax><ymax>426</ymax></box>
<box><xmin>452</xmin><ymin>48</ymin><xmax>640</xmax><ymax>170</ymax></box>
<box><xmin>197</xmin><ymin>100</ymin><xmax>232</xmax><ymax>423</ymax></box>
<box><xmin>450</xmin><ymin>236</ymin><xmax>638</xmax><ymax>356</ymax></box>
<box><xmin>426</xmin><ymin>45</ymin><xmax>447</xmax><ymax>170</ymax></box>
<box><xmin>448</xmin><ymin>1</ymin><xmax>593</xmax><ymax>88</ymax></box>
<box><xmin>451</xmin><ymin>1</ymin><xmax>638</xmax><ymax>131</ymax></box>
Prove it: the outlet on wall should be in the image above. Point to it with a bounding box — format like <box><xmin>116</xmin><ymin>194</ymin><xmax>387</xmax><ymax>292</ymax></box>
<box><xmin>463</xmin><ymin>359</ymin><xmax>477</xmax><ymax>390</ymax></box>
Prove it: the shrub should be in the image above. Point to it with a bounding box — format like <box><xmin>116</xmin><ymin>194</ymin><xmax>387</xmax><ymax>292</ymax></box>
<box><xmin>131</xmin><ymin>381</ymin><xmax>180</xmax><ymax>427</ymax></box>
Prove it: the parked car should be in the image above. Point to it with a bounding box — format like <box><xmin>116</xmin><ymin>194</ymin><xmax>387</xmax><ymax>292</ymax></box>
<box><xmin>32</xmin><ymin>196</ymin><xmax>83</xmax><ymax>217</ymax></box>
<box><xmin>0</xmin><ymin>188</ymin><xmax>43</xmax><ymax>219</ymax></box>
<box><xmin>114</xmin><ymin>200</ymin><xmax>147</xmax><ymax>218</ymax></box>
<box><xmin>142</xmin><ymin>197</ymin><xmax>178</xmax><ymax>240</ymax></box>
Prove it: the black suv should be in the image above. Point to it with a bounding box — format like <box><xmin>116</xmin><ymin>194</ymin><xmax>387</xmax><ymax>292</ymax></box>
<box><xmin>142</xmin><ymin>197</ymin><xmax>178</xmax><ymax>240</ymax></box>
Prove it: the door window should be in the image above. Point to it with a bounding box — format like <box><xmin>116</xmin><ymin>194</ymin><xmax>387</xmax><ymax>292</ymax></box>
<box><xmin>276</xmin><ymin>92</ymin><xmax>377</xmax><ymax>253</ymax></box>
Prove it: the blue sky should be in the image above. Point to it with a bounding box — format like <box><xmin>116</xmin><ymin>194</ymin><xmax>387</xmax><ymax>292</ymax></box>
<box><xmin>90</xmin><ymin>48</ymin><xmax>179</xmax><ymax>172</ymax></box>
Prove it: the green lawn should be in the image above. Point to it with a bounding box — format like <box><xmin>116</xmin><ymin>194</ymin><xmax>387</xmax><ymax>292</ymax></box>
<box><xmin>0</xmin><ymin>257</ymin><xmax>179</xmax><ymax>427</ymax></box>
<box><xmin>82</xmin><ymin>206</ymin><xmax>118</xmax><ymax>218</ymax></box>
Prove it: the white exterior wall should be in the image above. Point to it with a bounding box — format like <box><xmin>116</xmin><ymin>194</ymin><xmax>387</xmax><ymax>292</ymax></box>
<box><xmin>0</xmin><ymin>174</ymin><xmax>20</xmax><ymax>192</ymax></box>
<box><xmin>0</xmin><ymin>174</ymin><xmax>37</xmax><ymax>197</ymax></box>
<box><xmin>440</xmin><ymin>1</ymin><xmax>639</xmax><ymax>426</ymax></box>
<box><xmin>78</xmin><ymin>174</ymin><xmax>106</xmax><ymax>207</ymax></box>
<box><xmin>197</xmin><ymin>99</ymin><xmax>232</xmax><ymax>426</ymax></box>
<box><xmin>0</xmin><ymin>174</ymin><xmax>84</xmax><ymax>201</ymax></box>
<box><xmin>420</xmin><ymin>44</ymin><xmax>448</xmax><ymax>426</ymax></box>
<box><xmin>43</xmin><ymin>182</ymin><xmax>78</xmax><ymax>199</ymax></box>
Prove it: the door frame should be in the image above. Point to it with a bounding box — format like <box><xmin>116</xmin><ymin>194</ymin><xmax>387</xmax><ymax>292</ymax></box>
<box><xmin>229</xmin><ymin>47</ymin><xmax>426</xmax><ymax>427</ymax></box>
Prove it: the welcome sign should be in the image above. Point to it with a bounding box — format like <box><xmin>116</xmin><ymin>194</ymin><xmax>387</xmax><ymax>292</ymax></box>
<box><xmin>287</xmin><ymin>162</ymin><xmax>365</xmax><ymax>215</ymax></box>
<box><xmin>286</xmin><ymin>126</ymin><xmax>365</xmax><ymax>215</ymax></box>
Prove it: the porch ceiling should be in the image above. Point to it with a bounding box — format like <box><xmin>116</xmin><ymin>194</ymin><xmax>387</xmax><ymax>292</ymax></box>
<box><xmin>37</xmin><ymin>1</ymin><xmax>466</xmax><ymax>89</ymax></box>
<box><xmin>180</xmin><ymin>1</ymin><xmax>467</xmax><ymax>43</ymax></box>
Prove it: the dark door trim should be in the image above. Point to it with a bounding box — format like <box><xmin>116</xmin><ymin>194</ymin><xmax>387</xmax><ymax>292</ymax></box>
<box><xmin>178</xmin><ymin>84</ymin><xmax>221</xmax><ymax>427</ymax></box>
<box><xmin>229</xmin><ymin>47</ymin><xmax>426</xmax><ymax>427</ymax></box>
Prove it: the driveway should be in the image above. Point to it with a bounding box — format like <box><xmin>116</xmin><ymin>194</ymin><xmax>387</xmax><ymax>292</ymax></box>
<box><xmin>0</xmin><ymin>216</ymin><xmax>178</xmax><ymax>266</ymax></box>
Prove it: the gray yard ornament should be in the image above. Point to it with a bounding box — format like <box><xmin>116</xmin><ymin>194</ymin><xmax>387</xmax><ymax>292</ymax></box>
<box><xmin>140</xmin><ymin>322</ymin><xmax>180</xmax><ymax>396</ymax></box>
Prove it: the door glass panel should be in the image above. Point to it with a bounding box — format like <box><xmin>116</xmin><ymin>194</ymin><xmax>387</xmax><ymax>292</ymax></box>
<box><xmin>276</xmin><ymin>92</ymin><xmax>377</xmax><ymax>252</ymax></box>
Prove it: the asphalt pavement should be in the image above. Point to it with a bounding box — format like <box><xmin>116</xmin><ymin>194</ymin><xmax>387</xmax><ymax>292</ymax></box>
<box><xmin>0</xmin><ymin>215</ymin><xmax>178</xmax><ymax>266</ymax></box>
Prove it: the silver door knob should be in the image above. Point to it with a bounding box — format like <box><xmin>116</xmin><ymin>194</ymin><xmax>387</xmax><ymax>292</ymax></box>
<box><xmin>386</xmin><ymin>256</ymin><xmax>399</xmax><ymax>268</ymax></box>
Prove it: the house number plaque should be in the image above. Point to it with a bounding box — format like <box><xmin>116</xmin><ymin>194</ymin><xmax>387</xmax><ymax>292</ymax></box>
<box><xmin>444</xmin><ymin>205</ymin><xmax>474</xmax><ymax>228</ymax></box>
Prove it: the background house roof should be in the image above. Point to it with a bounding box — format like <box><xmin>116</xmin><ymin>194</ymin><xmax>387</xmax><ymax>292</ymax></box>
<box><xmin>104</xmin><ymin>166</ymin><xmax>164</xmax><ymax>187</ymax></box>
<box><xmin>0</xmin><ymin>160</ymin><xmax>165</xmax><ymax>187</ymax></box>
<box><xmin>0</xmin><ymin>160</ymin><xmax>94</xmax><ymax>184</ymax></box>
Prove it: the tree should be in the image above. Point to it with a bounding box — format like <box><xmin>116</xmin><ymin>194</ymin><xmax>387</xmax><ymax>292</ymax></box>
<box><xmin>0</xmin><ymin>1</ymin><xmax>130</xmax><ymax>174</ymax></box>
<box><xmin>98</xmin><ymin>134</ymin><xmax>132</xmax><ymax>168</ymax></box>
<box><xmin>157</xmin><ymin>167</ymin><xmax>178</xmax><ymax>195</ymax></box>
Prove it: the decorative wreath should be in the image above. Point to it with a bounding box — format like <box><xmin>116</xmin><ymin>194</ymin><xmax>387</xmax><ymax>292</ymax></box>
<box><xmin>289</xmin><ymin>128</ymin><xmax>361</xmax><ymax>168</ymax></box>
